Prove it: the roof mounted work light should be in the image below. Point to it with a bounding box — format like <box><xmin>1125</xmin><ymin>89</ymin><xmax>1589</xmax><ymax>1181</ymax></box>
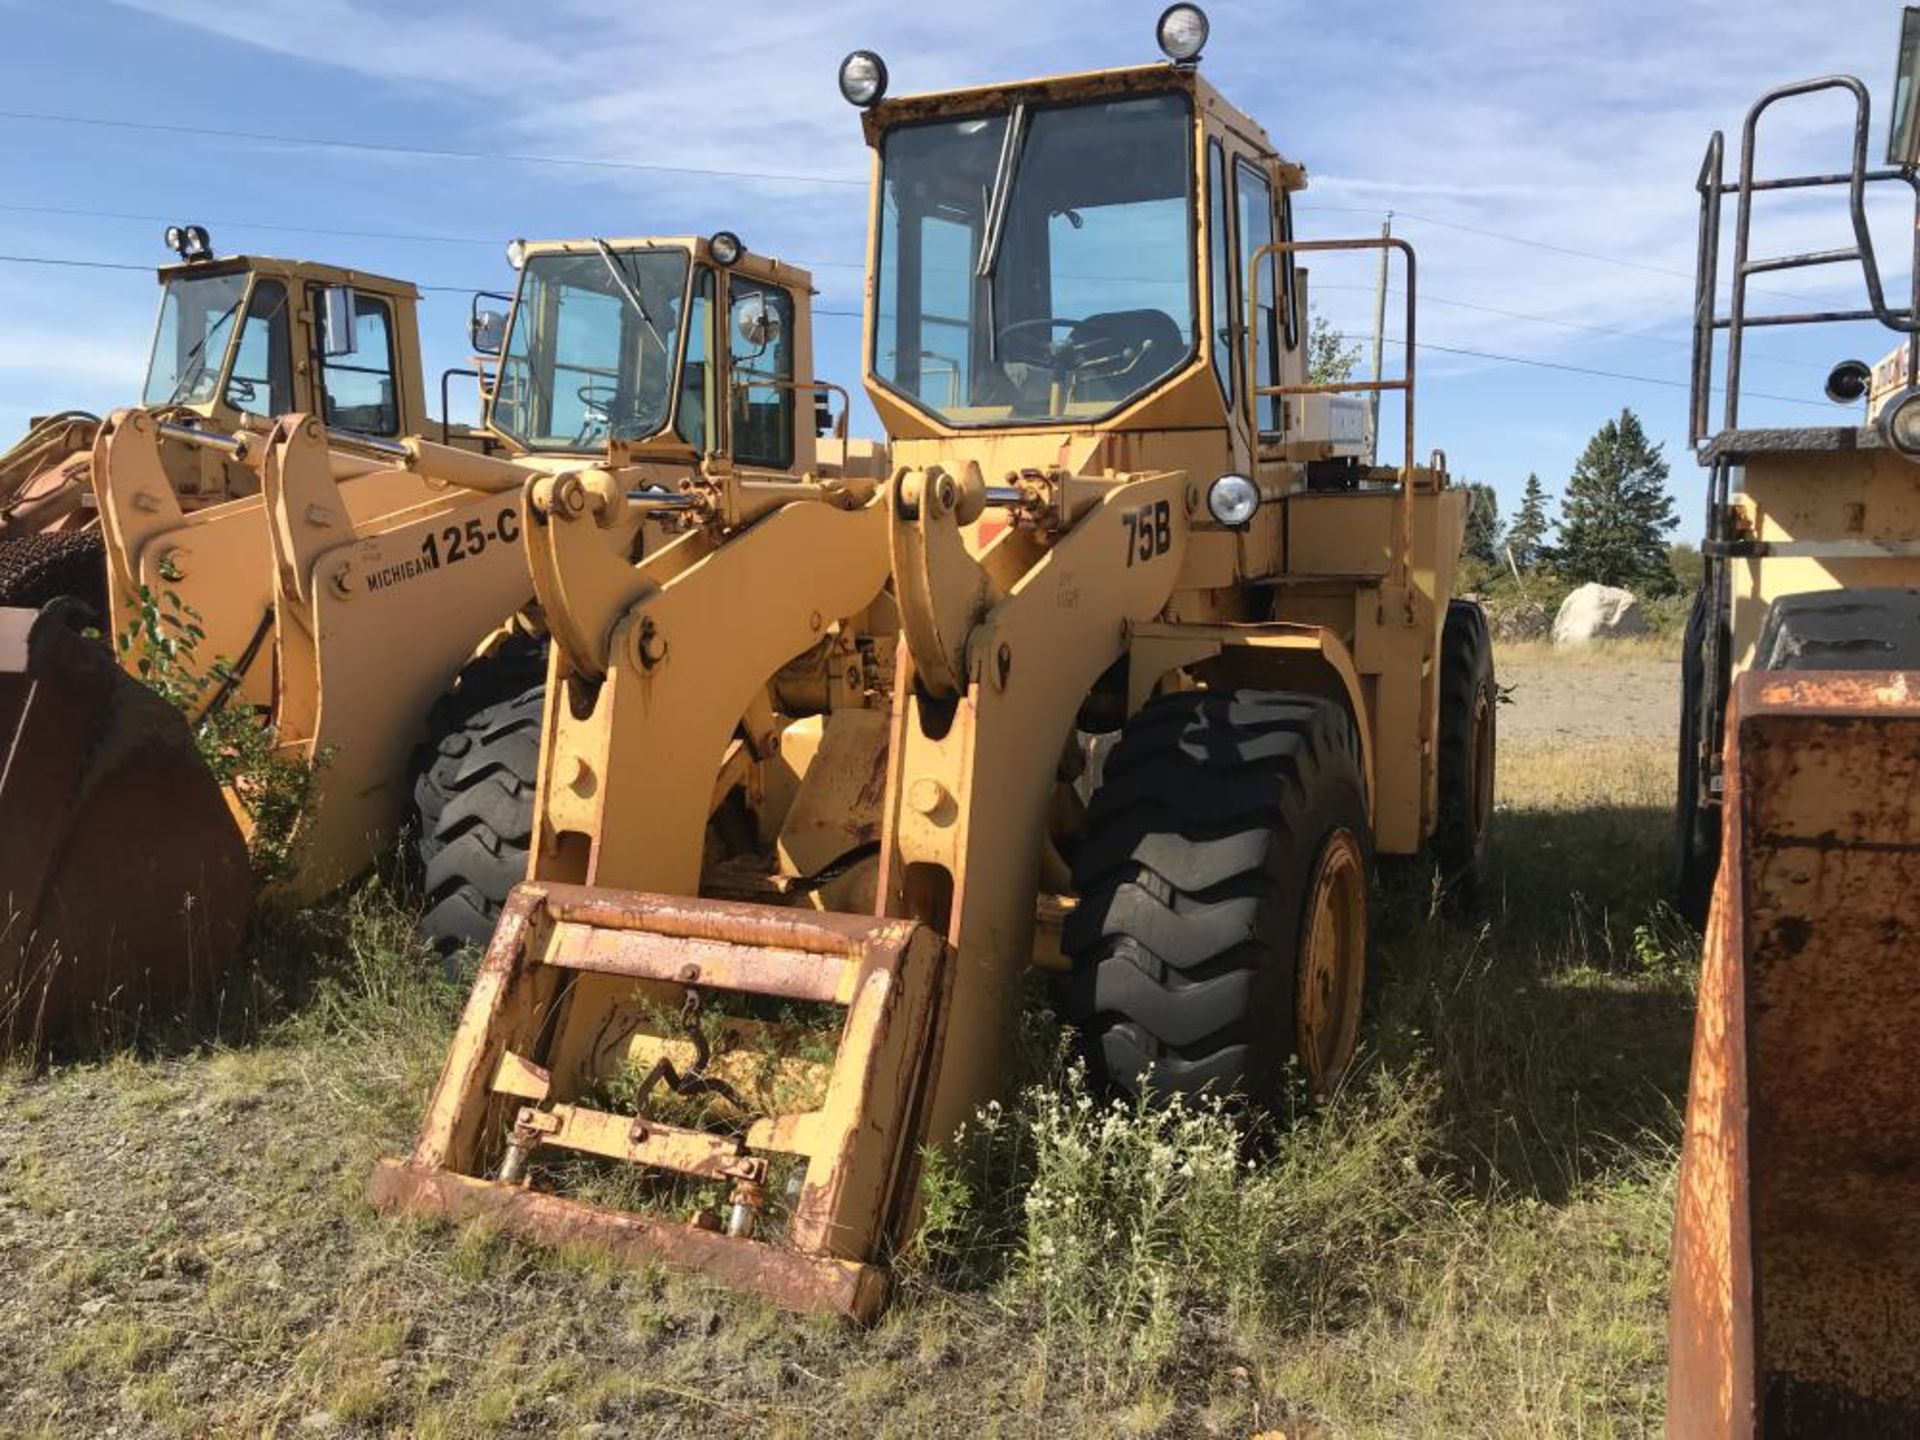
<box><xmin>839</xmin><ymin>50</ymin><xmax>889</xmax><ymax>107</ymax></box>
<box><xmin>1156</xmin><ymin>4</ymin><xmax>1209</xmax><ymax>63</ymax></box>
<box><xmin>164</xmin><ymin>224</ymin><xmax>212</xmax><ymax>262</ymax></box>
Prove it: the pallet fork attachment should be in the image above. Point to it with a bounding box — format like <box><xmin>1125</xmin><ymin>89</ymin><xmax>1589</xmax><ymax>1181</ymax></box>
<box><xmin>371</xmin><ymin>883</ymin><xmax>947</xmax><ymax>1321</ymax></box>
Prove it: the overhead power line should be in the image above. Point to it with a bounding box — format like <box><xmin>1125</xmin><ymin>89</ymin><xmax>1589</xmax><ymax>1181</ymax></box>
<box><xmin>0</xmin><ymin>199</ymin><xmax>1833</xmax><ymax>378</ymax></box>
<box><xmin>1311</xmin><ymin>280</ymin><xmax>1826</xmax><ymax>378</ymax></box>
<box><xmin>0</xmin><ymin>249</ymin><xmax>868</xmax><ymax>315</ymax></box>
<box><xmin>0</xmin><ymin>247</ymin><xmax>1819</xmax><ymax>398</ymax></box>
<box><xmin>1336</xmin><ymin>331</ymin><xmax>1833</xmax><ymax>409</ymax></box>
<box><xmin>0</xmin><ymin>199</ymin><xmax>862</xmax><ymax>274</ymax></box>
<box><xmin>0</xmin><ymin>108</ymin><xmax>867</xmax><ymax>187</ymax></box>
<box><xmin>0</xmin><ymin>104</ymin><xmax>1894</xmax><ymax>316</ymax></box>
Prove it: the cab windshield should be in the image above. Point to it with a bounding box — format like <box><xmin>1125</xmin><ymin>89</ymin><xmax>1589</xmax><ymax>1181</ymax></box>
<box><xmin>143</xmin><ymin>270</ymin><xmax>249</xmax><ymax>407</ymax></box>
<box><xmin>491</xmin><ymin>247</ymin><xmax>690</xmax><ymax>451</ymax></box>
<box><xmin>874</xmin><ymin>90</ymin><xmax>1196</xmax><ymax>427</ymax></box>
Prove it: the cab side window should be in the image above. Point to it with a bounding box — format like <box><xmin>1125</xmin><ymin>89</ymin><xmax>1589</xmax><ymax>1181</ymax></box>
<box><xmin>1207</xmin><ymin>140</ymin><xmax>1236</xmax><ymax>410</ymax></box>
<box><xmin>321</xmin><ymin>293</ymin><xmax>400</xmax><ymax>436</ymax></box>
<box><xmin>677</xmin><ymin>267</ymin><xmax>715</xmax><ymax>453</ymax></box>
<box><xmin>729</xmin><ymin>279</ymin><xmax>794</xmax><ymax>470</ymax></box>
<box><xmin>225</xmin><ymin>279</ymin><xmax>293</xmax><ymax>416</ymax></box>
<box><xmin>1235</xmin><ymin>161</ymin><xmax>1283</xmax><ymax>436</ymax></box>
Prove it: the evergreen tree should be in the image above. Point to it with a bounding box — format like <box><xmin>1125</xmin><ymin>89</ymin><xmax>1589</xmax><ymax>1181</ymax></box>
<box><xmin>1555</xmin><ymin>409</ymin><xmax>1678</xmax><ymax>590</ymax></box>
<box><xmin>1507</xmin><ymin>473</ymin><xmax>1550</xmax><ymax>571</ymax></box>
<box><xmin>1460</xmin><ymin>482</ymin><xmax>1502</xmax><ymax>566</ymax></box>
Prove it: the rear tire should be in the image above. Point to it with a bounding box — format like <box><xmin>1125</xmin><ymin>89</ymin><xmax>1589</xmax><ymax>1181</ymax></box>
<box><xmin>1061</xmin><ymin>691</ymin><xmax>1372</xmax><ymax>1108</ymax></box>
<box><xmin>1434</xmin><ymin>599</ymin><xmax>1496</xmax><ymax>899</ymax></box>
<box><xmin>410</xmin><ymin>637</ymin><xmax>547</xmax><ymax>958</ymax></box>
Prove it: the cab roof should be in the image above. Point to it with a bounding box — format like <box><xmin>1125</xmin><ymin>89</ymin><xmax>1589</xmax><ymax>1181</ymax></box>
<box><xmin>155</xmin><ymin>254</ymin><xmax>422</xmax><ymax>300</ymax></box>
<box><xmin>516</xmin><ymin>235</ymin><xmax>816</xmax><ymax>293</ymax></box>
<box><xmin>859</xmin><ymin>62</ymin><xmax>1283</xmax><ymax>169</ymax></box>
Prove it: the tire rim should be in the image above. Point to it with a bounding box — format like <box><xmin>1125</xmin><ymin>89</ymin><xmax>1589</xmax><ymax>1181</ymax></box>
<box><xmin>1470</xmin><ymin>686</ymin><xmax>1495</xmax><ymax>841</ymax></box>
<box><xmin>1297</xmin><ymin>828</ymin><xmax>1368</xmax><ymax>1095</ymax></box>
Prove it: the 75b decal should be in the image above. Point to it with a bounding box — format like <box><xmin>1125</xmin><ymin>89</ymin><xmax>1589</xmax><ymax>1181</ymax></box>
<box><xmin>1123</xmin><ymin>499</ymin><xmax>1172</xmax><ymax>567</ymax></box>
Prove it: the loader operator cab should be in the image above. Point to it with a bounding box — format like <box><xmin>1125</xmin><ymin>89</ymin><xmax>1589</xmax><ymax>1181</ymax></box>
<box><xmin>481</xmin><ymin>235</ymin><xmax>819</xmax><ymax>474</ymax></box>
<box><xmin>854</xmin><ymin>19</ymin><xmax>1343</xmax><ymax>499</ymax></box>
<box><xmin>140</xmin><ymin>234</ymin><xmax>422</xmax><ymax>442</ymax></box>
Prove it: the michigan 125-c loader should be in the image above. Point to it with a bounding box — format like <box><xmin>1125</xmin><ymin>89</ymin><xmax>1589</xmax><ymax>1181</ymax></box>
<box><xmin>0</xmin><ymin>228</ymin><xmax>458</xmax><ymax>611</ymax></box>
<box><xmin>1667</xmin><ymin>15</ymin><xmax>1920</xmax><ymax>1435</ymax></box>
<box><xmin>1</xmin><ymin>231</ymin><xmax>874</xmax><ymax>1044</ymax></box>
<box><xmin>374</xmin><ymin>5</ymin><xmax>1495</xmax><ymax>1321</ymax></box>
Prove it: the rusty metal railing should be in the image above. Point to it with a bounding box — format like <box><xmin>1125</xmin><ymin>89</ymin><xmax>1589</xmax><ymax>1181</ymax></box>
<box><xmin>1250</xmin><ymin>235</ymin><xmax>1418</xmax><ymax>592</ymax></box>
<box><xmin>1691</xmin><ymin>75</ymin><xmax>1920</xmax><ymax>448</ymax></box>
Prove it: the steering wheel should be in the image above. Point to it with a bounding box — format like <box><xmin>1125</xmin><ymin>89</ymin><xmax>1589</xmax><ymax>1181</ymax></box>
<box><xmin>578</xmin><ymin>381</ymin><xmax>619</xmax><ymax>419</ymax></box>
<box><xmin>995</xmin><ymin>317</ymin><xmax>1129</xmax><ymax>376</ymax></box>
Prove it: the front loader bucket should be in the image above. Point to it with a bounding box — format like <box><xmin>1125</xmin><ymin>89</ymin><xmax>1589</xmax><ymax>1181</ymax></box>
<box><xmin>0</xmin><ymin>604</ymin><xmax>251</xmax><ymax>1048</ymax></box>
<box><xmin>1669</xmin><ymin>672</ymin><xmax>1920</xmax><ymax>1437</ymax></box>
<box><xmin>372</xmin><ymin>884</ymin><xmax>946</xmax><ymax>1321</ymax></box>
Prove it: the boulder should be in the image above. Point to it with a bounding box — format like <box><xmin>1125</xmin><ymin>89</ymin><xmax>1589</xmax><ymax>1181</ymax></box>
<box><xmin>1552</xmin><ymin>583</ymin><xmax>1648</xmax><ymax>646</ymax></box>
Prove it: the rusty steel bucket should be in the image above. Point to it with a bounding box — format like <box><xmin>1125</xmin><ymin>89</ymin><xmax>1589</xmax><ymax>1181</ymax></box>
<box><xmin>0</xmin><ymin>603</ymin><xmax>251</xmax><ymax>1049</ymax></box>
<box><xmin>1669</xmin><ymin>671</ymin><xmax>1920</xmax><ymax>1437</ymax></box>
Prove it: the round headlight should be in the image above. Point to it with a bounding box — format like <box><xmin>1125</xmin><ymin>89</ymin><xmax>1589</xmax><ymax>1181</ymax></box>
<box><xmin>709</xmin><ymin>230</ymin><xmax>745</xmax><ymax>267</ymax></box>
<box><xmin>839</xmin><ymin>49</ymin><xmax>889</xmax><ymax>107</ymax></box>
<box><xmin>1156</xmin><ymin>4</ymin><xmax>1209</xmax><ymax>63</ymax></box>
<box><xmin>164</xmin><ymin>224</ymin><xmax>185</xmax><ymax>254</ymax></box>
<box><xmin>505</xmin><ymin>237</ymin><xmax>527</xmax><ymax>272</ymax></box>
<box><xmin>1206</xmin><ymin>472</ymin><xmax>1259</xmax><ymax>528</ymax></box>
<box><xmin>1881</xmin><ymin>388</ymin><xmax>1920</xmax><ymax>456</ymax></box>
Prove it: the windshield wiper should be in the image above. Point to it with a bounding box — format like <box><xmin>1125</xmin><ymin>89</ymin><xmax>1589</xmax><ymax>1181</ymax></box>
<box><xmin>976</xmin><ymin>105</ymin><xmax>1028</xmax><ymax>282</ymax></box>
<box><xmin>592</xmin><ymin>238</ymin><xmax>674</xmax><ymax>364</ymax></box>
<box><xmin>976</xmin><ymin>104</ymin><xmax>1029</xmax><ymax>361</ymax></box>
<box><xmin>166</xmin><ymin>297</ymin><xmax>244</xmax><ymax>405</ymax></box>
<box><xmin>592</xmin><ymin>238</ymin><xmax>653</xmax><ymax>325</ymax></box>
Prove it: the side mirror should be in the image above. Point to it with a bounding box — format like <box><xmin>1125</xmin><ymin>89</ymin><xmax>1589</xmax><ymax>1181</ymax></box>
<box><xmin>470</xmin><ymin>308</ymin><xmax>507</xmax><ymax>356</ymax></box>
<box><xmin>319</xmin><ymin>285</ymin><xmax>359</xmax><ymax>358</ymax></box>
<box><xmin>1890</xmin><ymin>7</ymin><xmax>1920</xmax><ymax>167</ymax></box>
<box><xmin>734</xmin><ymin>294</ymin><xmax>782</xmax><ymax>355</ymax></box>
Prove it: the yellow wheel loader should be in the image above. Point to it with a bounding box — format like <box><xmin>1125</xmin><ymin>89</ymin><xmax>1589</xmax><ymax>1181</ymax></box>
<box><xmin>2</xmin><ymin>232</ymin><xmax>874</xmax><ymax>1044</ymax></box>
<box><xmin>407</xmin><ymin>235</ymin><xmax>885</xmax><ymax>956</ymax></box>
<box><xmin>0</xmin><ymin>228</ymin><xmax>458</xmax><ymax>612</ymax></box>
<box><xmin>375</xmin><ymin>5</ymin><xmax>1494</xmax><ymax>1321</ymax></box>
<box><xmin>1667</xmin><ymin>21</ymin><xmax>1920</xmax><ymax>1436</ymax></box>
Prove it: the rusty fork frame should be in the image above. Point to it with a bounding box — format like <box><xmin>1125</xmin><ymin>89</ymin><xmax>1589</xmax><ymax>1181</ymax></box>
<box><xmin>371</xmin><ymin>883</ymin><xmax>947</xmax><ymax>1322</ymax></box>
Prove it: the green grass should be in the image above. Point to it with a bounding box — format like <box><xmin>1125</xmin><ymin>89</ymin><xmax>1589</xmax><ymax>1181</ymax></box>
<box><xmin>0</xmin><ymin>721</ymin><xmax>1692</xmax><ymax>1437</ymax></box>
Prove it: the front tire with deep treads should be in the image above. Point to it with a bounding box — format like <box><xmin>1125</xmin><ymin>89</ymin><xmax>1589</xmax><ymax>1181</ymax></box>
<box><xmin>1434</xmin><ymin>598</ymin><xmax>1496</xmax><ymax>898</ymax></box>
<box><xmin>410</xmin><ymin>636</ymin><xmax>547</xmax><ymax>958</ymax></box>
<box><xmin>0</xmin><ymin>531</ymin><xmax>106</xmax><ymax>616</ymax></box>
<box><xmin>1061</xmin><ymin>691</ymin><xmax>1373</xmax><ymax>1109</ymax></box>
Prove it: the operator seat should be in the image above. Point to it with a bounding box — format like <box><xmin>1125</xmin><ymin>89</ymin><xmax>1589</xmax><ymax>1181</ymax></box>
<box><xmin>1069</xmin><ymin>309</ymin><xmax>1186</xmax><ymax>402</ymax></box>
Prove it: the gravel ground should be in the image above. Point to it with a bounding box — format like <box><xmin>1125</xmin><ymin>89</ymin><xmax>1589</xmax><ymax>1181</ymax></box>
<box><xmin>1498</xmin><ymin>653</ymin><xmax>1681</xmax><ymax>748</ymax></box>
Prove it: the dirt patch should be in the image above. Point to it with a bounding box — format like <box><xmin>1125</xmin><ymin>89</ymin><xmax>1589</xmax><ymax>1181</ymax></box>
<box><xmin>1499</xmin><ymin>651</ymin><xmax>1680</xmax><ymax>749</ymax></box>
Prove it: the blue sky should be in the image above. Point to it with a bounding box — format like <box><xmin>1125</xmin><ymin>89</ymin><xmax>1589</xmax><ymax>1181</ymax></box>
<box><xmin>2</xmin><ymin>0</ymin><xmax>1915</xmax><ymax>537</ymax></box>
